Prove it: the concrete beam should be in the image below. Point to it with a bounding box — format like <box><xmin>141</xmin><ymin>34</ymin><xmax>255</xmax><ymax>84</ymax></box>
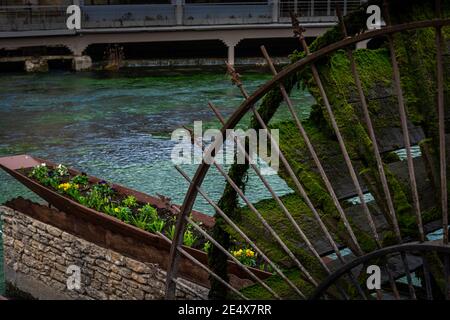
<box><xmin>0</xmin><ymin>25</ymin><xmax>330</xmax><ymax>53</ymax></box>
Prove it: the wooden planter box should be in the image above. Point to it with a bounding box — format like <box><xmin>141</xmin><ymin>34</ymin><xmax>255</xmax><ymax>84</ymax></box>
<box><xmin>0</xmin><ymin>154</ymin><xmax>271</xmax><ymax>290</ymax></box>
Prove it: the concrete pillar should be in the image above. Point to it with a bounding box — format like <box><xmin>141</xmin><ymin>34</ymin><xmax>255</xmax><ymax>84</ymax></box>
<box><xmin>223</xmin><ymin>38</ymin><xmax>239</xmax><ymax>66</ymax></box>
<box><xmin>173</xmin><ymin>0</ymin><xmax>183</xmax><ymax>26</ymax></box>
<box><xmin>72</xmin><ymin>55</ymin><xmax>92</xmax><ymax>71</ymax></box>
<box><xmin>227</xmin><ymin>44</ymin><xmax>235</xmax><ymax>66</ymax></box>
<box><xmin>271</xmin><ymin>0</ymin><xmax>279</xmax><ymax>23</ymax></box>
<box><xmin>24</xmin><ymin>58</ymin><xmax>48</xmax><ymax>73</ymax></box>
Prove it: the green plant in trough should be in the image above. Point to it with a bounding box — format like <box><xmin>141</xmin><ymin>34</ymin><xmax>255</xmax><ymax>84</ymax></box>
<box><xmin>167</xmin><ymin>225</ymin><xmax>176</xmax><ymax>240</ymax></box>
<box><xmin>29</xmin><ymin>163</ymin><xmax>49</xmax><ymax>181</ymax></box>
<box><xmin>138</xmin><ymin>204</ymin><xmax>158</xmax><ymax>221</ymax></box>
<box><xmin>113</xmin><ymin>206</ymin><xmax>132</xmax><ymax>223</ymax></box>
<box><xmin>71</xmin><ymin>174</ymin><xmax>89</xmax><ymax>186</ymax></box>
<box><xmin>55</xmin><ymin>164</ymin><xmax>69</xmax><ymax>177</ymax></box>
<box><xmin>183</xmin><ymin>229</ymin><xmax>197</xmax><ymax>247</ymax></box>
<box><xmin>203</xmin><ymin>241</ymin><xmax>211</xmax><ymax>253</ymax></box>
<box><xmin>122</xmin><ymin>195</ymin><xmax>138</xmax><ymax>208</ymax></box>
<box><xmin>29</xmin><ymin>163</ymin><xmax>61</xmax><ymax>188</ymax></box>
<box><xmin>92</xmin><ymin>181</ymin><xmax>115</xmax><ymax>197</ymax></box>
<box><xmin>130</xmin><ymin>211</ymin><xmax>151</xmax><ymax>230</ymax></box>
<box><xmin>103</xmin><ymin>204</ymin><xmax>118</xmax><ymax>217</ymax></box>
<box><xmin>85</xmin><ymin>188</ymin><xmax>110</xmax><ymax>212</ymax></box>
<box><xmin>147</xmin><ymin>218</ymin><xmax>165</xmax><ymax>233</ymax></box>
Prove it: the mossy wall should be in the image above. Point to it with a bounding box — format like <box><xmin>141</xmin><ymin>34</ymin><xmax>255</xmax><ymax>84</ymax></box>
<box><xmin>210</xmin><ymin>0</ymin><xmax>450</xmax><ymax>299</ymax></box>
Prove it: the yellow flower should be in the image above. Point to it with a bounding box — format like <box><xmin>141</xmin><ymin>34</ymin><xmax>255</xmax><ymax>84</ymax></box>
<box><xmin>58</xmin><ymin>183</ymin><xmax>71</xmax><ymax>191</ymax></box>
<box><xmin>58</xmin><ymin>182</ymin><xmax>79</xmax><ymax>192</ymax></box>
<box><xmin>245</xmin><ymin>249</ymin><xmax>255</xmax><ymax>257</ymax></box>
<box><xmin>232</xmin><ymin>249</ymin><xmax>243</xmax><ymax>257</ymax></box>
<box><xmin>114</xmin><ymin>208</ymin><xmax>120</xmax><ymax>213</ymax></box>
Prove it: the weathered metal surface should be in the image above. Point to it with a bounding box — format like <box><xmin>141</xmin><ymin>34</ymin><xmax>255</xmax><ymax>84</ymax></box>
<box><xmin>310</xmin><ymin>243</ymin><xmax>450</xmax><ymax>300</ymax></box>
<box><xmin>164</xmin><ymin>11</ymin><xmax>450</xmax><ymax>299</ymax></box>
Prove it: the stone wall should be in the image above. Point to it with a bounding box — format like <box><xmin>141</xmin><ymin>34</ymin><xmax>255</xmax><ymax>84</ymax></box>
<box><xmin>1</xmin><ymin>206</ymin><xmax>208</xmax><ymax>300</ymax></box>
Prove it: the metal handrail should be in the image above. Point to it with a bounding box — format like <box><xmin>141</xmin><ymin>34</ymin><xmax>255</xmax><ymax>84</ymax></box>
<box><xmin>0</xmin><ymin>1</ymin><xmax>361</xmax><ymax>31</ymax></box>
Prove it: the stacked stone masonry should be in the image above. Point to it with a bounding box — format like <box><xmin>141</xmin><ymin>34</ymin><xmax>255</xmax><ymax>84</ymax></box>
<box><xmin>1</xmin><ymin>206</ymin><xmax>208</xmax><ymax>300</ymax></box>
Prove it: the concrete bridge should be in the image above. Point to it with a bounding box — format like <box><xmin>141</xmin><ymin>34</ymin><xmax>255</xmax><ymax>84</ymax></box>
<box><xmin>0</xmin><ymin>1</ymin><xmax>364</xmax><ymax>70</ymax></box>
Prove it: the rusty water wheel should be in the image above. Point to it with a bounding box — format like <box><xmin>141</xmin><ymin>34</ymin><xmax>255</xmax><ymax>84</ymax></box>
<box><xmin>165</xmin><ymin>1</ymin><xmax>450</xmax><ymax>300</ymax></box>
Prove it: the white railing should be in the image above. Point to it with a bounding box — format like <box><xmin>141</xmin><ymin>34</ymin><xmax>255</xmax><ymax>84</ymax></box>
<box><xmin>183</xmin><ymin>2</ymin><xmax>272</xmax><ymax>26</ymax></box>
<box><xmin>0</xmin><ymin>6</ymin><xmax>68</xmax><ymax>31</ymax></box>
<box><xmin>0</xmin><ymin>1</ymin><xmax>364</xmax><ymax>32</ymax></box>
<box><xmin>83</xmin><ymin>5</ymin><xmax>176</xmax><ymax>28</ymax></box>
<box><xmin>279</xmin><ymin>0</ymin><xmax>363</xmax><ymax>21</ymax></box>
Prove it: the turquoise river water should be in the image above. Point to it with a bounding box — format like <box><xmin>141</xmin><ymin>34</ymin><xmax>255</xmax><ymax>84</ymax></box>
<box><xmin>0</xmin><ymin>68</ymin><xmax>314</xmax><ymax>295</ymax></box>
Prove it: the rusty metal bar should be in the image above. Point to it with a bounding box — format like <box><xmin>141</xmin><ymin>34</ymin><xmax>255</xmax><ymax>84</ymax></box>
<box><xmin>435</xmin><ymin>7</ymin><xmax>448</xmax><ymax>245</ymax></box>
<box><xmin>208</xmin><ymin>101</ymin><xmax>350</xmax><ymax>300</ymax></box>
<box><xmin>382</xmin><ymin>1</ymin><xmax>423</xmax><ymax>299</ymax></box>
<box><xmin>311</xmin><ymin>243</ymin><xmax>450</xmax><ymax>299</ymax></box>
<box><xmin>421</xmin><ymin>255</ymin><xmax>433</xmax><ymax>300</ymax></box>
<box><xmin>226</xmin><ymin>63</ymin><xmax>368</xmax><ymax>300</ymax></box>
<box><xmin>260</xmin><ymin>45</ymin><xmax>365</xmax><ymax>254</ymax></box>
<box><xmin>165</xmin><ymin>171</ymin><xmax>205</xmax><ymax>298</ymax></box>
<box><xmin>157</xmin><ymin>231</ymin><xmax>248</xmax><ymax>300</ymax></box>
<box><xmin>334</xmin><ymin>7</ymin><xmax>402</xmax><ymax>299</ymax></box>
<box><xmin>400</xmin><ymin>253</ymin><xmax>417</xmax><ymax>299</ymax></box>
<box><xmin>261</xmin><ymin>43</ymin><xmax>390</xmax><ymax>299</ymax></box>
<box><xmin>293</xmin><ymin>10</ymin><xmax>417</xmax><ymax>299</ymax></box>
<box><xmin>292</xmin><ymin>10</ymin><xmax>415</xmax><ymax>297</ymax></box>
<box><xmin>291</xmin><ymin>14</ymin><xmax>381</xmax><ymax>257</ymax></box>
<box><xmin>385</xmin><ymin>261</ymin><xmax>401</xmax><ymax>299</ymax></box>
<box><xmin>226</xmin><ymin>62</ymin><xmax>347</xmax><ymax>265</ymax></box>
<box><xmin>212</xmin><ymin>161</ymin><xmax>315</xmax><ymax>293</ymax></box>
<box><xmin>383</xmin><ymin>0</ymin><xmax>425</xmax><ymax>243</ymax></box>
<box><xmin>435</xmin><ymin>0</ymin><xmax>448</xmax><ymax>299</ymax></box>
<box><xmin>175</xmin><ymin>165</ymin><xmax>310</xmax><ymax>299</ymax></box>
<box><xmin>208</xmin><ymin>101</ymin><xmax>333</xmax><ymax>275</ymax></box>
<box><xmin>445</xmin><ymin>255</ymin><xmax>450</xmax><ymax>300</ymax></box>
<box><xmin>184</xmin><ymin>216</ymin><xmax>284</xmax><ymax>299</ymax></box>
<box><xmin>336</xmin><ymin>6</ymin><xmax>398</xmax><ymax>246</ymax></box>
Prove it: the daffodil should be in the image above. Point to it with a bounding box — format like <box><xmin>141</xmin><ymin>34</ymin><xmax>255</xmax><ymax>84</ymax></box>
<box><xmin>58</xmin><ymin>183</ymin><xmax>70</xmax><ymax>191</ymax></box>
<box><xmin>232</xmin><ymin>249</ymin><xmax>243</xmax><ymax>257</ymax></box>
<box><xmin>245</xmin><ymin>249</ymin><xmax>255</xmax><ymax>257</ymax></box>
<box><xmin>58</xmin><ymin>182</ymin><xmax>78</xmax><ymax>192</ymax></box>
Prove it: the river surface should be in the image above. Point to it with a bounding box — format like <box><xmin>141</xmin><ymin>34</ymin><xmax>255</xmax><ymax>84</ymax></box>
<box><xmin>0</xmin><ymin>68</ymin><xmax>314</xmax><ymax>295</ymax></box>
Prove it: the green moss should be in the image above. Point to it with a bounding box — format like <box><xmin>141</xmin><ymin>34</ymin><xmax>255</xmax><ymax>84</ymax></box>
<box><xmin>382</xmin><ymin>152</ymin><xmax>401</xmax><ymax>164</ymax></box>
<box><xmin>224</xmin><ymin>193</ymin><xmax>327</xmax><ymax>270</ymax></box>
<box><xmin>239</xmin><ymin>268</ymin><xmax>316</xmax><ymax>300</ymax></box>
